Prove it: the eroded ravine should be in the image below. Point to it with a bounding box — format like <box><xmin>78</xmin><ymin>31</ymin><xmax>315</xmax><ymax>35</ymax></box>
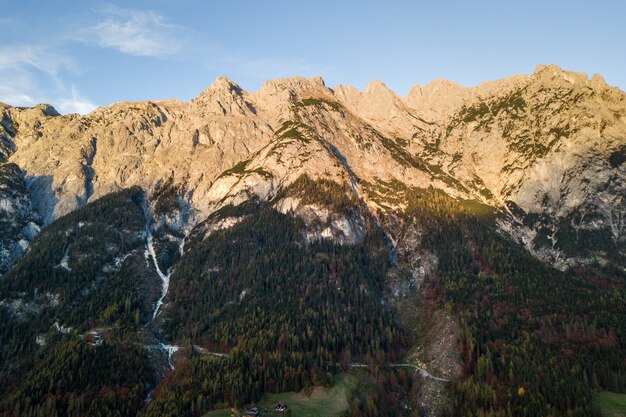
<box><xmin>141</xmin><ymin>203</ymin><xmax>182</xmax><ymax>402</ymax></box>
<box><xmin>145</xmin><ymin>228</ymin><xmax>169</xmax><ymax>320</ymax></box>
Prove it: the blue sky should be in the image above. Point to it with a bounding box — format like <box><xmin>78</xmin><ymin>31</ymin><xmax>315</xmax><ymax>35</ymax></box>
<box><xmin>1</xmin><ymin>0</ymin><xmax>624</xmax><ymax>114</ymax></box>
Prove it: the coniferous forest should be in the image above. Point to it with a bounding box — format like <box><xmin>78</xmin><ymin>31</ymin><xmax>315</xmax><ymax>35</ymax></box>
<box><xmin>0</xmin><ymin>180</ymin><xmax>624</xmax><ymax>417</ymax></box>
<box><xmin>0</xmin><ymin>188</ymin><xmax>155</xmax><ymax>417</ymax></box>
<box><xmin>400</xmin><ymin>188</ymin><xmax>626</xmax><ymax>417</ymax></box>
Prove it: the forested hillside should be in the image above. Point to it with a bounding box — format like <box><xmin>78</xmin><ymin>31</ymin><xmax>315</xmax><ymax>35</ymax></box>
<box><xmin>0</xmin><ymin>177</ymin><xmax>624</xmax><ymax>417</ymax></box>
<box><xmin>141</xmin><ymin>179</ymin><xmax>406</xmax><ymax>416</ymax></box>
<box><xmin>0</xmin><ymin>187</ymin><xmax>157</xmax><ymax>417</ymax></box>
<box><xmin>396</xmin><ymin>187</ymin><xmax>626</xmax><ymax>416</ymax></box>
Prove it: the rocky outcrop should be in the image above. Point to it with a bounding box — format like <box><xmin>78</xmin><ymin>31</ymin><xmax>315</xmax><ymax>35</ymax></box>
<box><xmin>0</xmin><ymin>162</ymin><xmax>41</xmax><ymax>274</ymax></box>
<box><xmin>274</xmin><ymin>196</ymin><xmax>367</xmax><ymax>245</ymax></box>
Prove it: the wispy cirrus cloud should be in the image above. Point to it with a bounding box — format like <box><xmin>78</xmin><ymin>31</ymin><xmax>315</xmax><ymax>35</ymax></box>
<box><xmin>0</xmin><ymin>4</ymin><xmax>187</xmax><ymax>113</ymax></box>
<box><xmin>0</xmin><ymin>45</ymin><xmax>76</xmax><ymax>79</ymax></box>
<box><xmin>0</xmin><ymin>4</ymin><xmax>329</xmax><ymax>113</ymax></box>
<box><xmin>0</xmin><ymin>67</ymin><xmax>39</xmax><ymax>106</ymax></box>
<box><xmin>78</xmin><ymin>6</ymin><xmax>186</xmax><ymax>58</ymax></box>
<box><xmin>0</xmin><ymin>46</ymin><xmax>73</xmax><ymax>106</ymax></box>
<box><xmin>0</xmin><ymin>45</ymin><xmax>95</xmax><ymax>113</ymax></box>
<box><xmin>57</xmin><ymin>85</ymin><xmax>96</xmax><ymax>114</ymax></box>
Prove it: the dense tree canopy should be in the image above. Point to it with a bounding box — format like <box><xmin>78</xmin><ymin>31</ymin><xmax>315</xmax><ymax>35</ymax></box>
<box><xmin>0</xmin><ymin>180</ymin><xmax>624</xmax><ymax>417</ymax></box>
<box><xmin>398</xmin><ymin>187</ymin><xmax>626</xmax><ymax>417</ymax></box>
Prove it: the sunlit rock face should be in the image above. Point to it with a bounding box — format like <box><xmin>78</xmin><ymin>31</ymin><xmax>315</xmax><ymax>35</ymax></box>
<box><xmin>1</xmin><ymin>64</ymin><xmax>624</xmax><ymax>266</ymax></box>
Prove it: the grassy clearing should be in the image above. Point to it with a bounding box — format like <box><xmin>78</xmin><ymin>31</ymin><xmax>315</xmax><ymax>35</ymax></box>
<box><xmin>203</xmin><ymin>373</ymin><xmax>357</xmax><ymax>417</ymax></box>
<box><xmin>596</xmin><ymin>391</ymin><xmax>626</xmax><ymax>417</ymax></box>
<box><xmin>256</xmin><ymin>373</ymin><xmax>357</xmax><ymax>417</ymax></box>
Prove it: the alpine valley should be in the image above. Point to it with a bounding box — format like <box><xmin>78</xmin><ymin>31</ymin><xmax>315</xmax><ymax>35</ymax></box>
<box><xmin>0</xmin><ymin>65</ymin><xmax>624</xmax><ymax>417</ymax></box>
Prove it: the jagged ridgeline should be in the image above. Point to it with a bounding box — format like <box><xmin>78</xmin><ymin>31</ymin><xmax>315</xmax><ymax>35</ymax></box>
<box><xmin>2</xmin><ymin>66</ymin><xmax>623</xmax><ymax>272</ymax></box>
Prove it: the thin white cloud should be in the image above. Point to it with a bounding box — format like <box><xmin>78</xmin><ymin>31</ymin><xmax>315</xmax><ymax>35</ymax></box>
<box><xmin>80</xmin><ymin>6</ymin><xmax>185</xmax><ymax>57</ymax></box>
<box><xmin>0</xmin><ymin>45</ymin><xmax>76</xmax><ymax>77</ymax></box>
<box><xmin>57</xmin><ymin>85</ymin><xmax>96</xmax><ymax>114</ymax></box>
<box><xmin>0</xmin><ymin>46</ymin><xmax>61</xmax><ymax>106</ymax></box>
<box><xmin>0</xmin><ymin>45</ymin><xmax>95</xmax><ymax>114</ymax></box>
<box><xmin>0</xmin><ymin>87</ymin><xmax>36</xmax><ymax>107</ymax></box>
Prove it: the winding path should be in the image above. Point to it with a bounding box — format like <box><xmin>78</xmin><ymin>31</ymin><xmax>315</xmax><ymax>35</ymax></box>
<box><xmin>349</xmin><ymin>362</ymin><xmax>449</xmax><ymax>382</ymax></box>
<box><xmin>188</xmin><ymin>347</ymin><xmax>451</xmax><ymax>383</ymax></box>
<box><xmin>192</xmin><ymin>345</ymin><xmax>229</xmax><ymax>357</ymax></box>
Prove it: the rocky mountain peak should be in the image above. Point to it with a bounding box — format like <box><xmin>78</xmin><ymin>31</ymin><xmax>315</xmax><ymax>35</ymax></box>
<box><xmin>363</xmin><ymin>79</ymin><xmax>395</xmax><ymax>95</ymax></box>
<box><xmin>32</xmin><ymin>103</ymin><xmax>61</xmax><ymax>117</ymax></box>
<box><xmin>254</xmin><ymin>76</ymin><xmax>328</xmax><ymax>97</ymax></box>
<box><xmin>194</xmin><ymin>75</ymin><xmax>242</xmax><ymax>98</ymax></box>
<box><xmin>9</xmin><ymin>103</ymin><xmax>61</xmax><ymax>121</ymax></box>
<box><xmin>404</xmin><ymin>79</ymin><xmax>469</xmax><ymax>120</ymax></box>
<box><xmin>250</xmin><ymin>76</ymin><xmax>333</xmax><ymax>125</ymax></box>
<box><xmin>531</xmin><ymin>64</ymin><xmax>613</xmax><ymax>92</ymax></box>
<box><xmin>532</xmin><ymin>63</ymin><xmax>585</xmax><ymax>81</ymax></box>
<box><xmin>334</xmin><ymin>79</ymin><xmax>399</xmax><ymax>104</ymax></box>
<box><xmin>191</xmin><ymin>76</ymin><xmax>255</xmax><ymax>117</ymax></box>
<box><xmin>251</xmin><ymin>76</ymin><xmax>331</xmax><ymax>111</ymax></box>
<box><xmin>333</xmin><ymin>80</ymin><xmax>425</xmax><ymax>138</ymax></box>
<box><xmin>418</xmin><ymin>78</ymin><xmax>466</xmax><ymax>96</ymax></box>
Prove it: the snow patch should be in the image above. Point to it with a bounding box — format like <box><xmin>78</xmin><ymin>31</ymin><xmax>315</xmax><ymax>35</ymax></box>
<box><xmin>0</xmin><ymin>197</ymin><xmax>15</xmax><ymax>213</ymax></box>
<box><xmin>179</xmin><ymin>235</ymin><xmax>186</xmax><ymax>256</ymax></box>
<box><xmin>22</xmin><ymin>222</ymin><xmax>40</xmax><ymax>240</ymax></box>
<box><xmin>36</xmin><ymin>334</ymin><xmax>47</xmax><ymax>346</ymax></box>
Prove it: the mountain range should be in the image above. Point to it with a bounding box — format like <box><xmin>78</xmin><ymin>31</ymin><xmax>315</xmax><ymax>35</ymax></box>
<box><xmin>0</xmin><ymin>65</ymin><xmax>624</xmax><ymax>417</ymax></box>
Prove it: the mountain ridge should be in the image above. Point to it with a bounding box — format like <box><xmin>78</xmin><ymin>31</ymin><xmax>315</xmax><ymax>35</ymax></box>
<box><xmin>0</xmin><ymin>64</ymin><xmax>624</xmax><ymax>272</ymax></box>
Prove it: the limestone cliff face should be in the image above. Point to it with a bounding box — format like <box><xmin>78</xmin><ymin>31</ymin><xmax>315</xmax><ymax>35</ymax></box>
<box><xmin>0</xmin><ymin>163</ymin><xmax>40</xmax><ymax>274</ymax></box>
<box><xmin>339</xmin><ymin>65</ymin><xmax>625</xmax><ymax>267</ymax></box>
<box><xmin>0</xmin><ymin>64</ymin><xmax>624</xmax><ymax>269</ymax></box>
<box><xmin>416</xmin><ymin>65</ymin><xmax>625</xmax><ymax>268</ymax></box>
